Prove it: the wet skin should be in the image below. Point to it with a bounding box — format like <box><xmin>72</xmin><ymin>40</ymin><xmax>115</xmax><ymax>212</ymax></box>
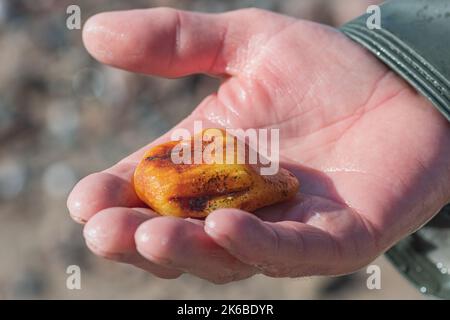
<box><xmin>67</xmin><ymin>8</ymin><xmax>450</xmax><ymax>283</ymax></box>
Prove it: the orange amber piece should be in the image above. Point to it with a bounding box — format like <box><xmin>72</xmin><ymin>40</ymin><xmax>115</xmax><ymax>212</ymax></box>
<box><xmin>133</xmin><ymin>129</ymin><xmax>299</xmax><ymax>218</ymax></box>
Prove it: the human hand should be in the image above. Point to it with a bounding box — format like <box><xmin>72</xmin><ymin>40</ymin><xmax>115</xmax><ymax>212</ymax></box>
<box><xmin>67</xmin><ymin>8</ymin><xmax>450</xmax><ymax>283</ymax></box>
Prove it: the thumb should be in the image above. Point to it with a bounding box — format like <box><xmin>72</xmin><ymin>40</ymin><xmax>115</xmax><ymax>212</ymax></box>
<box><xmin>82</xmin><ymin>7</ymin><xmax>289</xmax><ymax>77</ymax></box>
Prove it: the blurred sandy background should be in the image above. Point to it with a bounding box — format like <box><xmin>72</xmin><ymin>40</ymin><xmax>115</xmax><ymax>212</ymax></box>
<box><xmin>0</xmin><ymin>0</ymin><xmax>424</xmax><ymax>299</ymax></box>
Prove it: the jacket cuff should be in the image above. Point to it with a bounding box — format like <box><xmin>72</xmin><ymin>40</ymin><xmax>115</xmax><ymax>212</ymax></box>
<box><xmin>340</xmin><ymin>0</ymin><xmax>450</xmax><ymax>122</ymax></box>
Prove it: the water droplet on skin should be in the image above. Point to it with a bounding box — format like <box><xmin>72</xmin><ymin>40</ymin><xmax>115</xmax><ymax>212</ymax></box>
<box><xmin>85</xmin><ymin>227</ymin><xmax>98</xmax><ymax>238</ymax></box>
<box><xmin>205</xmin><ymin>111</ymin><xmax>231</xmax><ymax>127</ymax></box>
<box><xmin>420</xmin><ymin>287</ymin><xmax>427</xmax><ymax>293</ymax></box>
<box><xmin>206</xmin><ymin>220</ymin><xmax>217</xmax><ymax>230</ymax></box>
<box><xmin>139</xmin><ymin>233</ymin><xmax>150</xmax><ymax>243</ymax></box>
<box><xmin>238</xmin><ymin>87</ymin><xmax>247</xmax><ymax>103</ymax></box>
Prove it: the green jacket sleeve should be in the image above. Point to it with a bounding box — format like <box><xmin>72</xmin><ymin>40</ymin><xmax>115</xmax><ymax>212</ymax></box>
<box><xmin>341</xmin><ymin>0</ymin><xmax>450</xmax><ymax>120</ymax></box>
<box><xmin>340</xmin><ymin>0</ymin><xmax>450</xmax><ymax>299</ymax></box>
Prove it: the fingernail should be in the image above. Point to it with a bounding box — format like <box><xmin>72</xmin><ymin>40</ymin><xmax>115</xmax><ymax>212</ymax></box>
<box><xmin>70</xmin><ymin>213</ymin><xmax>87</xmax><ymax>224</ymax></box>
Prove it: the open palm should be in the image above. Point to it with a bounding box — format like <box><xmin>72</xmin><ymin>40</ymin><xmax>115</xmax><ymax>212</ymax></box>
<box><xmin>68</xmin><ymin>8</ymin><xmax>450</xmax><ymax>283</ymax></box>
